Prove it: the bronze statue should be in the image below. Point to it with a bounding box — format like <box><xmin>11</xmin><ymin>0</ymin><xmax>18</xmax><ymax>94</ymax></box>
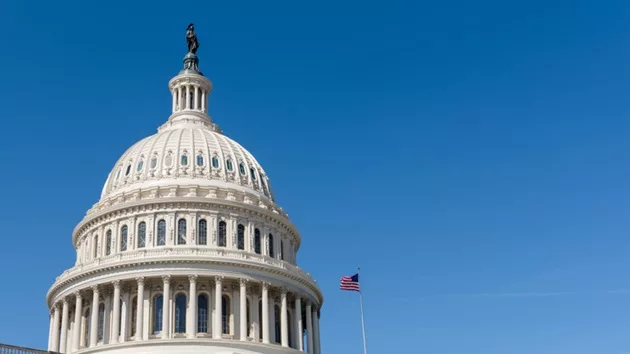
<box><xmin>186</xmin><ymin>24</ymin><xmax>199</xmax><ymax>54</ymax></box>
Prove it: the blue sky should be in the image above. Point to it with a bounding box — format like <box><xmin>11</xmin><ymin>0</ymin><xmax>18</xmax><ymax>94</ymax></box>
<box><xmin>2</xmin><ymin>0</ymin><xmax>630</xmax><ymax>353</ymax></box>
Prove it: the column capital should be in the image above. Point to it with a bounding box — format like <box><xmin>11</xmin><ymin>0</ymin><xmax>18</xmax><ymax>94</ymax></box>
<box><xmin>280</xmin><ymin>286</ymin><xmax>288</xmax><ymax>295</ymax></box>
<box><xmin>239</xmin><ymin>278</ymin><xmax>249</xmax><ymax>286</ymax></box>
<box><xmin>162</xmin><ymin>275</ymin><xmax>171</xmax><ymax>284</ymax></box>
<box><xmin>112</xmin><ymin>280</ymin><xmax>121</xmax><ymax>289</ymax></box>
<box><xmin>262</xmin><ymin>281</ymin><xmax>270</xmax><ymax>290</ymax></box>
<box><xmin>54</xmin><ymin>302</ymin><xmax>62</xmax><ymax>310</ymax></box>
<box><xmin>136</xmin><ymin>277</ymin><xmax>145</xmax><ymax>285</ymax></box>
<box><xmin>62</xmin><ymin>297</ymin><xmax>69</xmax><ymax>305</ymax></box>
<box><xmin>74</xmin><ymin>291</ymin><xmax>82</xmax><ymax>300</ymax></box>
<box><xmin>188</xmin><ymin>275</ymin><xmax>198</xmax><ymax>283</ymax></box>
<box><xmin>91</xmin><ymin>285</ymin><xmax>99</xmax><ymax>293</ymax></box>
<box><xmin>214</xmin><ymin>275</ymin><xmax>224</xmax><ymax>283</ymax></box>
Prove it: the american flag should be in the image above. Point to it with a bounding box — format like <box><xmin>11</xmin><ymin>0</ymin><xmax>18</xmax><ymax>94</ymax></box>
<box><xmin>340</xmin><ymin>273</ymin><xmax>360</xmax><ymax>292</ymax></box>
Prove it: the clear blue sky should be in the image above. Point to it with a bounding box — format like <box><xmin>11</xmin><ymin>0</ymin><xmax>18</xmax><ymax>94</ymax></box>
<box><xmin>2</xmin><ymin>0</ymin><xmax>630</xmax><ymax>353</ymax></box>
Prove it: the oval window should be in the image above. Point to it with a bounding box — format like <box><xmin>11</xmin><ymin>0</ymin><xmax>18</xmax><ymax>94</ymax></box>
<box><xmin>212</xmin><ymin>156</ymin><xmax>219</xmax><ymax>168</ymax></box>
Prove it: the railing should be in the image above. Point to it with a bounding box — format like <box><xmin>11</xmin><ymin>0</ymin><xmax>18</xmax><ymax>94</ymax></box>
<box><xmin>0</xmin><ymin>343</ymin><xmax>57</xmax><ymax>354</ymax></box>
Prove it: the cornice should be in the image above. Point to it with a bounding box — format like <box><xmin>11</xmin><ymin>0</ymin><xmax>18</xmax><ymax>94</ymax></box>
<box><xmin>46</xmin><ymin>251</ymin><xmax>323</xmax><ymax>307</ymax></box>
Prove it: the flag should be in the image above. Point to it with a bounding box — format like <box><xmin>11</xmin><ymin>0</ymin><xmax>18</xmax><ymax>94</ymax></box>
<box><xmin>340</xmin><ymin>273</ymin><xmax>360</xmax><ymax>292</ymax></box>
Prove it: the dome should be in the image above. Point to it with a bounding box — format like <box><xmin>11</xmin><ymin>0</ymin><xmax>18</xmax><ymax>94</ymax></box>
<box><xmin>100</xmin><ymin>120</ymin><xmax>275</xmax><ymax>203</ymax></box>
<box><xmin>46</xmin><ymin>28</ymin><xmax>322</xmax><ymax>354</ymax></box>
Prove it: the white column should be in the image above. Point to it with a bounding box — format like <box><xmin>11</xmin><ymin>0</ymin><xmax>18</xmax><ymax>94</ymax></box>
<box><xmin>306</xmin><ymin>302</ymin><xmax>313</xmax><ymax>354</ymax></box>
<box><xmin>103</xmin><ymin>293</ymin><xmax>112</xmax><ymax>345</ymax></box>
<box><xmin>89</xmin><ymin>286</ymin><xmax>99</xmax><ymax>348</ymax></box>
<box><xmin>111</xmin><ymin>281</ymin><xmax>121</xmax><ymax>344</ymax></box>
<box><xmin>60</xmin><ymin>298</ymin><xmax>69</xmax><ymax>353</ymax></box>
<box><xmin>172</xmin><ymin>88</ymin><xmax>176</xmax><ymax>112</ymax></box>
<box><xmin>239</xmin><ymin>279</ymin><xmax>247</xmax><ymax>341</ymax></box>
<box><xmin>313</xmin><ymin>309</ymin><xmax>321</xmax><ymax>354</ymax></box>
<box><xmin>52</xmin><ymin>304</ymin><xmax>61</xmax><ymax>352</ymax></box>
<box><xmin>295</xmin><ymin>296</ymin><xmax>303</xmax><ymax>351</ymax></box>
<box><xmin>188</xmin><ymin>275</ymin><xmax>198</xmax><ymax>338</ymax></box>
<box><xmin>121</xmin><ymin>289</ymin><xmax>130</xmax><ymax>342</ymax></box>
<box><xmin>48</xmin><ymin>311</ymin><xmax>54</xmax><ymax>351</ymax></box>
<box><xmin>214</xmin><ymin>276</ymin><xmax>223</xmax><ymax>339</ymax></box>
<box><xmin>201</xmin><ymin>90</ymin><xmax>206</xmax><ymax>112</ymax></box>
<box><xmin>135</xmin><ymin>278</ymin><xmax>144</xmax><ymax>341</ymax></box>
<box><xmin>262</xmin><ymin>282</ymin><xmax>270</xmax><ymax>344</ymax></box>
<box><xmin>72</xmin><ymin>292</ymin><xmax>83</xmax><ymax>351</ymax></box>
<box><xmin>185</xmin><ymin>85</ymin><xmax>190</xmax><ymax>110</ymax></box>
<box><xmin>281</xmin><ymin>290</ymin><xmax>289</xmax><ymax>347</ymax></box>
<box><xmin>162</xmin><ymin>276</ymin><xmax>171</xmax><ymax>339</ymax></box>
<box><xmin>194</xmin><ymin>85</ymin><xmax>200</xmax><ymax>110</ymax></box>
<box><xmin>176</xmin><ymin>86</ymin><xmax>182</xmax><ymax>111</ymax></box>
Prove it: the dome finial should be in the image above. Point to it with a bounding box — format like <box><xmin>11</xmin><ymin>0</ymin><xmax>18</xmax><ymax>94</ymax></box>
<box><xmin>181</xmin><ymin>23</ymin><xmax>202</xmax><ymax>75</ymax></box>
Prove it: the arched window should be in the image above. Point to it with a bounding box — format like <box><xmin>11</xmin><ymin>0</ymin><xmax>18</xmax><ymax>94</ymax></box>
<box><xmin>150</xmin><ymin>156</ymin><xmax>158</xmax><ymax>169</ymax></box>
<box><xmin>246</xmin><ymin>298</ymin><xmax>251</xmax><ymax>337</ymax></box>
<box><xmin>254</xmin><ymin>229</ymin><xmax>261</xmax><ymax>254</ymax></box>
<box><xmin>237</xmin><ymin>224</ymin><xmax>245</xmax><ymax>250</ymax></box>
<box><xmin>181</xmin><ymin>154</ymin><xmax>189</xmax><ymax>166</ymax></box>
<box><xmin>196</xmin><ymin>154</ymin><xmax>204</xmax><ymax>167</ymax></box>
<box><xmin>83</xmin><ymin>307</ymin><xmax>91</xmax><ymax>347</ymax></box>
<box><xmin>218</xmin><ymin>221</ymin><xmax>226</xmax><ymax>247</ymax></box>
<box><xmin>258</xmin><ymin>299</ymin><xmax>262</xmax><ymax>340</ymax></box>
<box><xmin>137</xmin><ymin>222</ymin><xmax>146</xmax><ymax>248</ymax></box>
<box><xmin>198</xmin><ymin>219</ymin><xmax>207</xmax><ymax>245</ymax></box>
<box><xmin>280</xmin><ymin>240</ymin><xmax>284</xmax><ymax>261</ymax></box>
<box><xmin>97</xmin><ymin>303</ymin><xmax>105</xmax><ymax>341</ymax></box>
<box><xmin>274</xmin><ymin>305</ymin><xmax>281</xmax><ymax>343</ymax></box>
<box><xmin>137</xmin><ymin>159</ymin><xmax>144</xmax><ymax>172</ymax></box>
<box><xmin>120</xmin><ymin>225</ymin><xmax>128</xmax><ymax>252</ymax></box>
<box><xmin>261</xmin><ymin>178</ymin><xmax>269</xmax><ymax>196</ymax></box>
<box><xmin>157</xmin><ymin>219</ymin><xmax>166</xmax><ymax>246</ymax></box>
<box><xmin>177</xmin><ymin>218</ymin><xmax>187</xmax><ymax>245</ymax></box>
<box><xmin>125</xmin><ymin>164</ymin><xmax>131</xmax><ymax>176</ymax></box>
<box><xmin>130</xmin><ymin>297</ymin><xmax>137</xmax><ymax>337</ymax></box>
<box><xmin>239</xmin><ymin>163</ymin><xmax>246</xmax><ymax>176</ymax></box>
<box><xmin>222</xmin><ymin>295</ymin><xmax>231</xmax><ymax>334</ymax></box>
<box><xmin>212</xmin><ymin>156</ymin><xmax>219</xmax><ymax>168</ymax></box>
<box><xmin>153</xmin><ymin>295</ymin><xmax>163</xmax><ymax>334</ymax></box>
<box><xmin>165</xmin><ymin>154</ymin><xmax>173</xmax><ymax>167</ymax></box>
<box><xmin>198</xmin><ymin>294</ymin><xmax>209</xmax><ymax>333</ymax></box>
<box><xmin>226</xmin><ymin>159</ymin><xmax>234</xmax><ymax>172</ymax></box>
<box><xmin>287</xmin><ymin>311</ymin><xmax>293</xmax><ymax>348</ymax></box>
<box><xmin>117</xmin><ymin>298</ymin><xmax>123</xmax><ymax>336</ymax></box>
<box><xmin>93</xmin><ymin>235</ymin><xmax>99</xmax><ymax>258</ymax></box>
<box><xmin>250</xmin><ymin>168</ymin><xmax>257</xmax><ymax>180</ymax></box>
<box><xmin>175</xmin><ymin>294</ymin><xmax>187</xmax><ymax>333</ymax></box>
<box><xmin>105</xmin><ymin>230</ymin><xmax>112</xmax><ymax>256</ymax></box>
<box><xmin>268</xmin><ymin>233</ymin><xmax>274</xmax><ymax>258</ymax></box>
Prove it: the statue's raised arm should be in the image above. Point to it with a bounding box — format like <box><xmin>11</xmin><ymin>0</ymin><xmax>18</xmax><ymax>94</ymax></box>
<box><xmin>186</xmin><ymin>23</ymin><xmax>199</xmax><ymax>54</ymax></box>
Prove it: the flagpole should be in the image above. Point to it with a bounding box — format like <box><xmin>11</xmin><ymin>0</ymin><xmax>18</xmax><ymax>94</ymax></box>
<box><xmin>358</xmin><ymin>267</ymin><xmax>368</xmax><ymax>354</ymax></box>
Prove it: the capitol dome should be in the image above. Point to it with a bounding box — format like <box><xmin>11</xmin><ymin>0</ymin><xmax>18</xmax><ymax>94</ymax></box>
<box><xmin>46</xmin><ymin>26</ymin><xmax>322</xmax><ymax>354</ymax></box>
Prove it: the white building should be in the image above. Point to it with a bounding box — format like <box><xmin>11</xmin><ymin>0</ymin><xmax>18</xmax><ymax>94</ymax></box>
<box><xmin>45</xmin><ymin>29</ymin><xmax>323</xmax><ymax>354</ymax></box>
